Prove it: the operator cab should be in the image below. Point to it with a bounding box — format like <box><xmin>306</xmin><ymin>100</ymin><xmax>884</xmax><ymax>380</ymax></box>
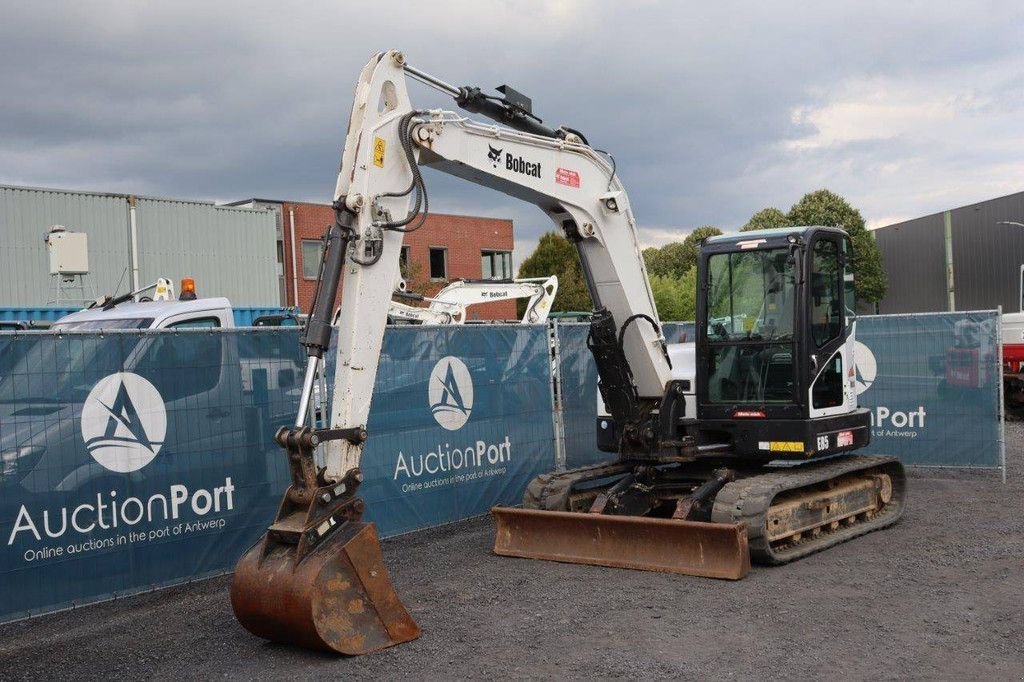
<box><xmin>695</xmin><ymin>226</ymin><xmax>867</xmax><ymax>459</ymax></box>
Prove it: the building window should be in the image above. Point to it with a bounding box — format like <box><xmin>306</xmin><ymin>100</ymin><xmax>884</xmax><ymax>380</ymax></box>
<box><xmin>429</xmin><ymin>247</ymin><xmax>447</xmax><ymax>280</ymax></box>
<box><xmin>482</xmin><ymin>250</ymin><xmax>513</xmax><ymax>279</ymax></box>
<box><xmin>302</xmin><ymin>240</ymin><xmax>323</xmax><ymax>279</ymax></box>
<box><xmin>398</xmin><ymin>246</ymin><xmax>414</xmax><ymax>284</ymax></box>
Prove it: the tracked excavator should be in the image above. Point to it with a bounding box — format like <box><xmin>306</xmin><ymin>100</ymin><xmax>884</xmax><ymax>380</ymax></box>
<box><xmin>231</xmin><ymin>50</ymin><xmax>906</xmax><ymax>655</ymax></box>
<box><xmin>388</xmin><ymin>275</ymin><xmax>558</xmax><ymax>324</ymax></box>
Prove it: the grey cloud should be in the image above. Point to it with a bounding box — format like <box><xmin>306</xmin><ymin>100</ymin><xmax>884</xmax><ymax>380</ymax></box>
<box><xmin>1</xmin><ymin>1</ymin><xmax>1022</xmax><ymax>263</ymax></box>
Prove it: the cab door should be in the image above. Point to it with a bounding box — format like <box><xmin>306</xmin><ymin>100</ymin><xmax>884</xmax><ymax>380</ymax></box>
<box><xmin>806</xmin><ymin>233</ymin><xmax>855</xmax><ymax>418</ymax></box>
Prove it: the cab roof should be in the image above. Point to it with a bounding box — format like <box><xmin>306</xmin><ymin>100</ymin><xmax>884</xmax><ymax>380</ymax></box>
<box><xmin>55</xmin><ymin>297</ymin><xmax>232</xmax><ymax>323</ymax></box>
<box><xmin>704</xmin><ymin>225</ymin><xmax>845</xmax><ymax>246</ymax></box>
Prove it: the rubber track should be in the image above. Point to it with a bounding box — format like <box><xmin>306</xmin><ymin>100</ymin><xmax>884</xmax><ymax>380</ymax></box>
<box><xmin>711</xmin><ymin>455</ymin><xmax>907</xmax><ymax>565</ymax></box>
<box><xmin>522</xmin><ymin>462</ymin><xmax>634</xmax><ymax>511</ymax></box>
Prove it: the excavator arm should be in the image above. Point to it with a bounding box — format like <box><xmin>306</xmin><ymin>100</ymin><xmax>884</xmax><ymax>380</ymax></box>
<box><xmin>315</xmin><ymin>50</ymin><xmax>672</xmax><ymax>482</ymax></box>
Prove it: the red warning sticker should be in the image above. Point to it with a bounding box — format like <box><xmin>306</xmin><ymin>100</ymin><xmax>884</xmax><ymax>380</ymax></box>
<box><xmin>836</xmin><ymin>430</ymin><xmax>854</xmax><ymax>447</ymax></box>
<box><xmin>555</xmin><ymin>168</ymin><xmax>580</xmax><ymax>188</ymax></box>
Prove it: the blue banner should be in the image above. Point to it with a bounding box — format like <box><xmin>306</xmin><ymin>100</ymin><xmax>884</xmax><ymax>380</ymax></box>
<box><xmin>0</xmin><ymin>312</ymin><xmax>1000</xmax><ymax>622</ymax></box>
<box><xmin>556</xmin><ymin>314</ymin><xmax>1003</xmax><ymax>470</ymax></box>
<box><xmin>855</xmin><ymin>311</ymin><xmax>1001</xmax><ymax>467</ymax></box>
<box><xmin>352</xmin><ymin>325</ymin><xmax>556</xmax><ymax>536</ymax></box>
<box><xmin>553</xmin><ymin>323</ymin><xmax>603</xmax><ymax>469</ymax></box>
<box><xmin>0</xmin><ymin>325</ymin><xmax>554</xmax><ymax>622</ymax></box>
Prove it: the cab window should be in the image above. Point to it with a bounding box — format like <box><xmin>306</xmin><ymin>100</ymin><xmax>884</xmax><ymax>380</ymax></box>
<box><xmin>169</xmin><ymin>317</ymin><xmax>220</xmax><ymax>329</ymax></box>
<box><xmin>811</xmin><ymin>240</ymin><xmax>842</xmax><ymax>347</ymax></box>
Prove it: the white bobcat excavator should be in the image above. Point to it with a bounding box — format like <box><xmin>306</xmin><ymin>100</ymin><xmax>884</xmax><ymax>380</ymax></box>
<box><xmin>388</xmin><ymin>275</ymin><xmax>558</xmax><ymax>324</ymax></box>
<box><xmin>231</xmin><ymin>50</ymin><xmax>906</xmax><ymax>655</ymax></box>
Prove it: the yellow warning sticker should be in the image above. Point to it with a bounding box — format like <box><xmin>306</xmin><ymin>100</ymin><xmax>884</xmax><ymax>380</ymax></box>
<box><xmin>373</xmin><ymin>137</ymin><xmax>386</xmax><ymax>168</ymax></box>
<box><xmin>769</xmin><ymin>441</ymin><xmax>804</xmax><ymax>453</ymax></box>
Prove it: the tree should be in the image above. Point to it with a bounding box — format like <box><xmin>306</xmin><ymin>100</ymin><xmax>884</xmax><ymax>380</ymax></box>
<box><xmin>643</xmin><ymin>242</ymin><xmax>688</xmax><ymax>278</ymax></box>
<box><xmin>648</xmin><ymin>267</ymin><xmax>697</xmax><ymax>322</ymax></box>
<box><xmin>741</xmin><ymin>207</ymin><xmax>789</xmax><ymax>232</ymax></box>
<box><xmin>680</xmin><ymin>225</ymin><xmax>723</xmax><ymax>273</ymax></box>
<box><xmin>518</xmin><ymin>232</ymin><xmax>592</xmax><ymax>312</ymax></box>
<box><xmin>644</xmin><ymin>226</ymin><xmax>722</xmax><ymax>279</ymax></box>
<box><xmin>786</xmin><ymin>189</ymin><xmax>887</xmax><ymax>304</ymax></box>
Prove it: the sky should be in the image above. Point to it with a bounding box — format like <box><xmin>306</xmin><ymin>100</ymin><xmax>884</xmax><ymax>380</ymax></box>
<box><xmin>1</xmin><ymin>1</ymin><xmax>1022</xmax><ymax>267</ymax></box>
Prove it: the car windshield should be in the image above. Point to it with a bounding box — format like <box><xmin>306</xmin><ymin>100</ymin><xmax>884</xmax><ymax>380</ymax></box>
<box><xmin>0</xmin><ymin>333</ymin><xmax>145</xmax><ymax>403</ymax></box>
<box><xmin>51</xmin><ymin>318</ymin><xmax>154</xmax><ymax>331</ymax></box>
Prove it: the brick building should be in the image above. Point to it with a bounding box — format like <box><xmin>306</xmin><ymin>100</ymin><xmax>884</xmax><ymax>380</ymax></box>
<box><xmin>227</xmin><ymin>199</ymin><xmax>517</xmax><ymax>320</ymax></box>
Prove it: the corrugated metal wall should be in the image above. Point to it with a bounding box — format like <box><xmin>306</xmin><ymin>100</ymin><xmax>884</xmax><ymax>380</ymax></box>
<box><xmin>874</xmin><ymin>214</ymin><xmax>947</xmax><ymax>313</ymax></box>
<box><xmin>950</xmin><ymin>192</ymin><xmax>1024</xmax><ymax>313</ymax></box>
<box><xmin>875</xmin><ymin>190</ymin><xmax>1024</xmax><ymax>314</ymax></box>
<box><xmin>0</xmin><ymin>186</ymin><xmax>130</xmax><ymax>306</ymax></box>
<box><xmin>0</xmin><ymin>185</ymin><xmax>278</xmax><ymax>308</ymax></box>
<box><xmin>134</xmin><ymin>198</ymin><xmax>278</xmax><ymax>306</ymax></box>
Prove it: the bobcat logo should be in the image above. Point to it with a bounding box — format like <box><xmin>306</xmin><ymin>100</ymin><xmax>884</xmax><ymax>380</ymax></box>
<box><xmin>487</xmin><ymin>145</ymin><xmax>503</xmax><ymax>169</ymax></box>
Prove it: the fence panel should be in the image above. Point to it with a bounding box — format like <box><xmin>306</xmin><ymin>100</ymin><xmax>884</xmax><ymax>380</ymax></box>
<box><xmin>553</xmin><ymin>324</ymin><xmax>603</xmax><ymax>468</ymax></box>
<box><xmin>856</xmin><ymin>311</ymin><xmax>1002</xmax><ymax>467</ymax></box>
<box><xmin>341</xmin><ymin>324</ymin><xmax>556</xmax><ymax>536</ymax></box>
<box><xmin>0</xmin><ymin>324</ymin><xmax>554</xmax><ymax>622</ymax></box>
<box><xmin>556</xmin><ymin>314</ymin><xmax>1003</xmax><ymax>470</ymax></box>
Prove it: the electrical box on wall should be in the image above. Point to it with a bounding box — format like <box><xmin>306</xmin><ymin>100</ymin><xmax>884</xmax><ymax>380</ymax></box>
<box><xmin>45</xmin><ymin>226</ymin><xmax>89</xmax><ymax>275</ymax></box>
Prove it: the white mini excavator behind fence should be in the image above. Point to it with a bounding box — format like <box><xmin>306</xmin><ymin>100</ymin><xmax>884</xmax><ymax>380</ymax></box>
<box><xmin>230</xmin><ymin>50</ymin><xmax>906</xmax><ymax>655</ymax></box>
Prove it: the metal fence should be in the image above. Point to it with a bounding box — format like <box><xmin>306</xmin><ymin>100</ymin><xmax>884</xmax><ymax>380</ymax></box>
<box><xmin>855</xmin><ymin>311</ymin><xmax>1003</xmax><ymax>470</ymax></box>
<box><xmin>0</xmin><ymin>325</ymin><xmax>554</xmax><ymax>622</ymax></box>
<box><xmin>0</xmin><ymin>306</ymin><xmax>297</xmax><ymax>327</ymax></box>
<box><xmin>0</xmin><ymin>310</ymin><xmax>1004</xmax><ymax>622</ymax></box>
<box><xmin>552</xmin><ymin>313</ymin><xmax>1004</xmax><ymax>472</ymax></box>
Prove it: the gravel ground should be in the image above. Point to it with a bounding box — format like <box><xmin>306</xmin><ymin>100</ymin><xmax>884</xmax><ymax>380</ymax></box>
<box><xmin>1</xmin><ymin>427</ymin><xmax>1022</xmax><ymax>681</ymax></box>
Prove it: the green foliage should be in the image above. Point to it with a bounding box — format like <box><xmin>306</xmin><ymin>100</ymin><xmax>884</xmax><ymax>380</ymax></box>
<box><xmin>787</xmin><ymin>189</ymin><xmax>866</xmax><ymax>235</ymax></box>
<box><xmin>644</xmin><ymin>226</ymin><xmax>722</xmax><ymax>279</ymax></box>
<box><xmin>680</xmin><ymin>226</ymin><xmax>723</xmax><ymax>274</ymax></box>
<box><xmin>738</xmin><ymin>190</ymin><xmax>887</xmax><ymax>304</ymax></box>
<box><xmin>517</xmin><ymin>232</ymin><xmax>592</xmax><ymax>313</ymax></box>
<box><xmin>785</xmin><ymin>189</ymin><xmax>886</xmax><ymax>304</ymax></box>
<box><xmin>649</xmin><ymin>267</ymin><xmax>697</xmax><ymax>322</ymax></box>
<box><xmin>741</xmin><ymin>207</ymin><xmax>789</xmax><ymax>232</ymax></box>
<box><xmin>644</xmin><ymin>241</ymin><xmax>687</xmax><ymax>278</ymax></box>
<box><xmin>849</xmin><ymin>230</ymin><xmax>887</xmax><ymax>304</ymax></box>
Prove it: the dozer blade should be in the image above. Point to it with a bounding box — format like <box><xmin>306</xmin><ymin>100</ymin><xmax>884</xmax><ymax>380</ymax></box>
<box><xmin>491</xmin><ymin>507</ymin><xmax>750</xmax><ymax>580</ymax></box>
<box><xmin>231</xmin><ymin>521</ymin><xmax>420</xmax><ymax>655</ymax></box>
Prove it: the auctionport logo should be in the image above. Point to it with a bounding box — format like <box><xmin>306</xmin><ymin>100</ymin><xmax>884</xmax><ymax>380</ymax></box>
<box><xmin>853</xmin><ymin>341</ymin><xmax>877</xmax><ymax>396</ymax></box>
<box><xmin>80</xmin><ymin>372</ymin><xmax>167</xmax><ymax>473</ymax></box>
<box><xmin>429</xmin><ymin>357</ymin><xmax>473</xmax><ymax>431</ymax></box>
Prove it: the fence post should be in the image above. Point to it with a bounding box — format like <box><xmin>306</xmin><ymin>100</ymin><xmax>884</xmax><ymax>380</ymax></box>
<box><xmin>997</xmin><ymin>306</ymin><xmax>1006</xmax><ymax>483</ymax></box>
<box><xmin>547</xmin><ymin>320</ymin><xmax>566</xmax><ymax>471</ymax></box>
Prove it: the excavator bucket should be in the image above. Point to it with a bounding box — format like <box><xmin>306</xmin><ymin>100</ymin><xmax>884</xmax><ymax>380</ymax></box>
<box><xmin>492</xmin><ymin>507</ymin><xmax>751</xmax><ymax>580</ymax></box>
<box><xmin>231</xmin><ymin>428</ymin><xmax>419</xmax><ymax>655</ymax></box>
<box><xmin>231</xmin><ymin>520</ymin><xmax>420</xmax><ymax>655</ymax></box>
